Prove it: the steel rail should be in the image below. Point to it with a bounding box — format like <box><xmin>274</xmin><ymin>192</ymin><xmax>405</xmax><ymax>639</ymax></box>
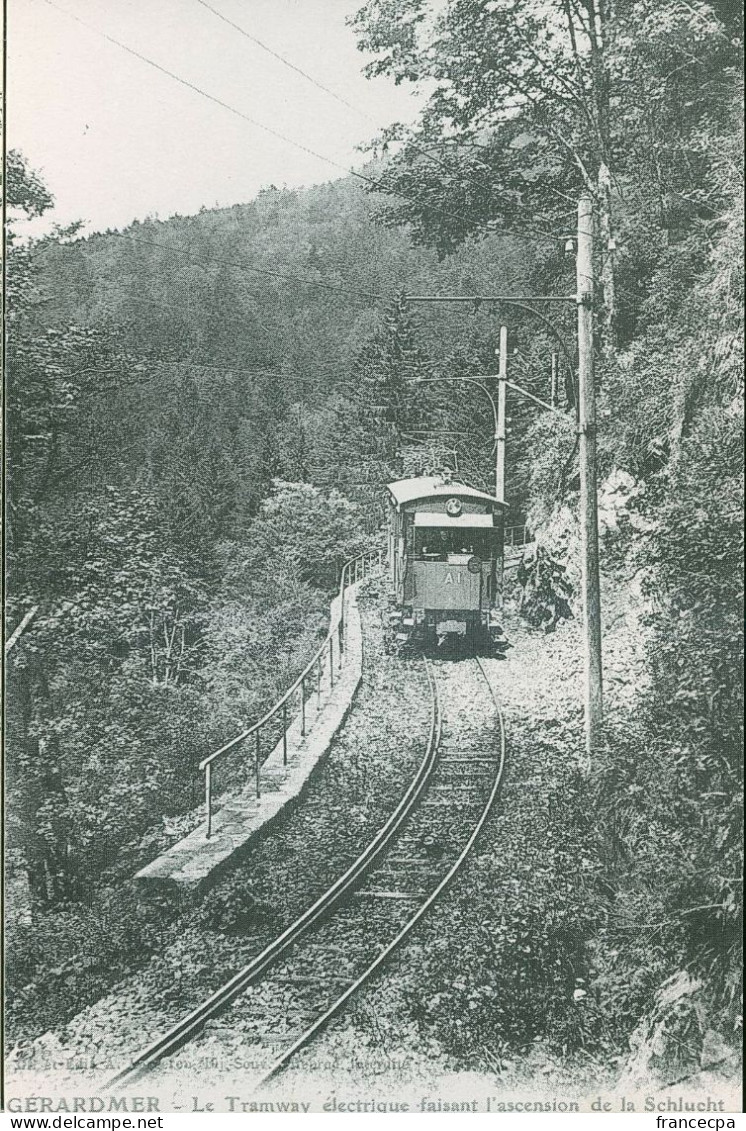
<box><xmin>105</xmin><ymin>658</ymin><xmax>441</xmax><ymax>1090</ymax></box>
<box><xmin>253</xmin><ymin>656</ymin><xmax>506</xmax><ymax>1088</ymax></box>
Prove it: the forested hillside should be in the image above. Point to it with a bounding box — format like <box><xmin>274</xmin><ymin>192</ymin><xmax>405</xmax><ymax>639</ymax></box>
<box><xmin>5</xmin><ymin>0</ymin><xmax>743</xmax><ymax>1082</ymax></box>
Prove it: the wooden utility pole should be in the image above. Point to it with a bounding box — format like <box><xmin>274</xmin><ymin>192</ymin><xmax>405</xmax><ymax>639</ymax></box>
<box><xmin>550</xmin><ymin>351</ymin><xmax>558</xmax><ymax>408</ymax></box>
<box><xmin>577</xmin><ymin>194</ymin><xmax>604</xmax><ymax>761</ymax></box>
<box><xmin>495</xmin><ymin>324</ymin><xmax>508</xmax><ymax>502</ymax></box>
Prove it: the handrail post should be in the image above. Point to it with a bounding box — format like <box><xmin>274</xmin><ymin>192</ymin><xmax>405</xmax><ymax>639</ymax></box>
<box><xmin>197</xmin><ymin>550</ymin><xmax>388</xmax><ymax>828</ymax></box>
<box><xmin>205</xmin><ymin>763</ymin><xmax>212</xmax><ymax>839</ymax></box>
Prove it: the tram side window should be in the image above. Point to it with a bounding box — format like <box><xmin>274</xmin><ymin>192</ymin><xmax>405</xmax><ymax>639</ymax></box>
<box><xmin>415</xmin><ymin>529</ymin><xmax>497</xmax><ymax>561</ymax></box>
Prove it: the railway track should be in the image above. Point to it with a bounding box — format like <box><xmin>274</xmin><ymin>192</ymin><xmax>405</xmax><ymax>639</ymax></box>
<box><xmin>106</xmin><ymin>656</ymin><xmax>505</xmax><ymax>1092</ymax></box>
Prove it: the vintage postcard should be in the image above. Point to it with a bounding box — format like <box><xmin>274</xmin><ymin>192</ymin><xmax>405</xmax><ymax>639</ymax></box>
<box><xmin>3</xmin><ymin>0</ymin><xmax>743</xmax><ymax>1120</ymax></box>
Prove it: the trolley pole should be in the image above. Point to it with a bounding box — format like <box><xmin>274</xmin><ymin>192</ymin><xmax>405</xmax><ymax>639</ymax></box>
<box><xmin>495</xmin><ymin>325</ymin><xmax>508</xmax><ymax>502</ymax></box>
<box><xmin>577</xmin><ymin>193</ymin><xmax>604</xmax><ymax>762</ymax></box>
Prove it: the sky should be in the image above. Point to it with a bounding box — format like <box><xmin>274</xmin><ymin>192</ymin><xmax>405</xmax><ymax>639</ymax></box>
<box><xmin>8</xmin><ymin>0</ymin><xmax>425</xmax><ymax>236</ymax></box>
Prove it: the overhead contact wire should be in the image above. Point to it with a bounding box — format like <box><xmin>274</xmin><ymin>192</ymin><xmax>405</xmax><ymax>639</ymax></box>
<box><xmin>194</xmin><ymin>0</ymin><xmax>367</xmax><ymax>120</ymax></box>
<box><xmin>39</xmin><ymin>0</ymin><xmax>548</xmax><ymax>250</ymax></box>
<box><xmin>193</xmin><ymin>0</ymin><xmax>562</xmax><ymax>243</ymax></box>
<box><xmin>121</xmin><ymin>233</ymin><xmax>384</xmax><ymax>301</ymax></box>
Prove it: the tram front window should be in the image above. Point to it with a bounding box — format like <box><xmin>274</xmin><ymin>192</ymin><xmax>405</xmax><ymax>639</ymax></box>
<box><xmin>415</xmin><ymin>529</ymin><xmax>496</xmax><ymax>562</ymax></box>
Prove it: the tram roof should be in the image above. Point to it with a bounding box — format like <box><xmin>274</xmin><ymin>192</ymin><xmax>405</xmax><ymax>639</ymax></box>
<box><xmin>386</xmin><ymin>476</ymin><xmax>506</xmax><ymax>509</ymax></box>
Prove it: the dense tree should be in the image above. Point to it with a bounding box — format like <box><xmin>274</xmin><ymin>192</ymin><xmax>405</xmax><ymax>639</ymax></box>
<box><xmin>226</xmin><ymin>480</ymin><xmax>369</xmax><ymax>592</ymax></box>
<box><xmin>350</xmin><ymin>0</ymin><xmax>740</xmax><ymax>345</ymax></box>
<box><xmin>5</xmin><ymin>149</ymin><xmax>54</xmax><ymax>222</ymax></box>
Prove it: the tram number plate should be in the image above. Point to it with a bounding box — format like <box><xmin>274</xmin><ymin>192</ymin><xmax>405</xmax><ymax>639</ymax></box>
<box><xmin>438</xmin><ymin>619</ymin><xmax>466</xmax><ymax>635</ymax></box>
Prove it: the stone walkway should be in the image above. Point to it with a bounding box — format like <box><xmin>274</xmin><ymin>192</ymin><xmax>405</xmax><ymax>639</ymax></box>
<box><xmin>135</xmin><ymin>585</ymin><xmax>364</xmax><ymax>892</ymax></box>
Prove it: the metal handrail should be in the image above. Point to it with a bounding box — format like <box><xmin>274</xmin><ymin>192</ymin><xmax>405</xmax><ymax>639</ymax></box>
<box><xmin>199</xmin><ymin>547</ymin><xmax>384</xmax><ymax>837</ymax></box>
<box><xmin>505</xmin><ymin>524</ymin><xmax>532</xmax><ymax>547</ymax></box>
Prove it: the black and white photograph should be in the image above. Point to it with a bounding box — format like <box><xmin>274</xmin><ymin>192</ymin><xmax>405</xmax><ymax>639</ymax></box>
<box><xmin>3</xmin><ymin>0</ymin><xmax>743</xmax><ymax>1120</ymax></box>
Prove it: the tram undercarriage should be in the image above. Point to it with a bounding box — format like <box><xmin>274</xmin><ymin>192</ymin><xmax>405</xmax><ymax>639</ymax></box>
<box><xmin>386</xmin><ymin>606</ymin><xmax>510</xmax><ymax>655</ymax></box>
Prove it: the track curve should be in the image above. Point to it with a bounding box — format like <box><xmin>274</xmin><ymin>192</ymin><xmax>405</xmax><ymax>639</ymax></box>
<box><xmin>253</xmin><ymin>655</ymin><xmax>506</xmax><ymax>1087</ymax></box>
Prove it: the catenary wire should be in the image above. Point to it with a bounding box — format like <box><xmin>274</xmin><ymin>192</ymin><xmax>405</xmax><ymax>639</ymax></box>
<box><xmin>31</xmin><ymin>226</ymin><xmax>388</xmax><ymax>304</ymax></box>
<box><xmin>122</xmin><ymin>233</ymin><xmax>385</xmax><ymax>301</ymax></box>
<box><xmin>194</xmin><ymin>0</ymin><xmax>369</xmax><ymax>121</ymax></box>
<box><xmin>37</xmin><ymin>0</ymin><xmax>486</xmax><ymax>240</ymax></box>
<box><xmin>193</xmin><ymin>0</ymin><xmax>574</xmax><ymax>244</ymax></box>
<box><xmin>39</xmin><ymin>0</ymin><xmax>562</xmax><ymax>247</ymax></box>
<box><xmin>192</xmin><ymin>0</ymin><xmax>536</xmax><ymax>218</ymax></box>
